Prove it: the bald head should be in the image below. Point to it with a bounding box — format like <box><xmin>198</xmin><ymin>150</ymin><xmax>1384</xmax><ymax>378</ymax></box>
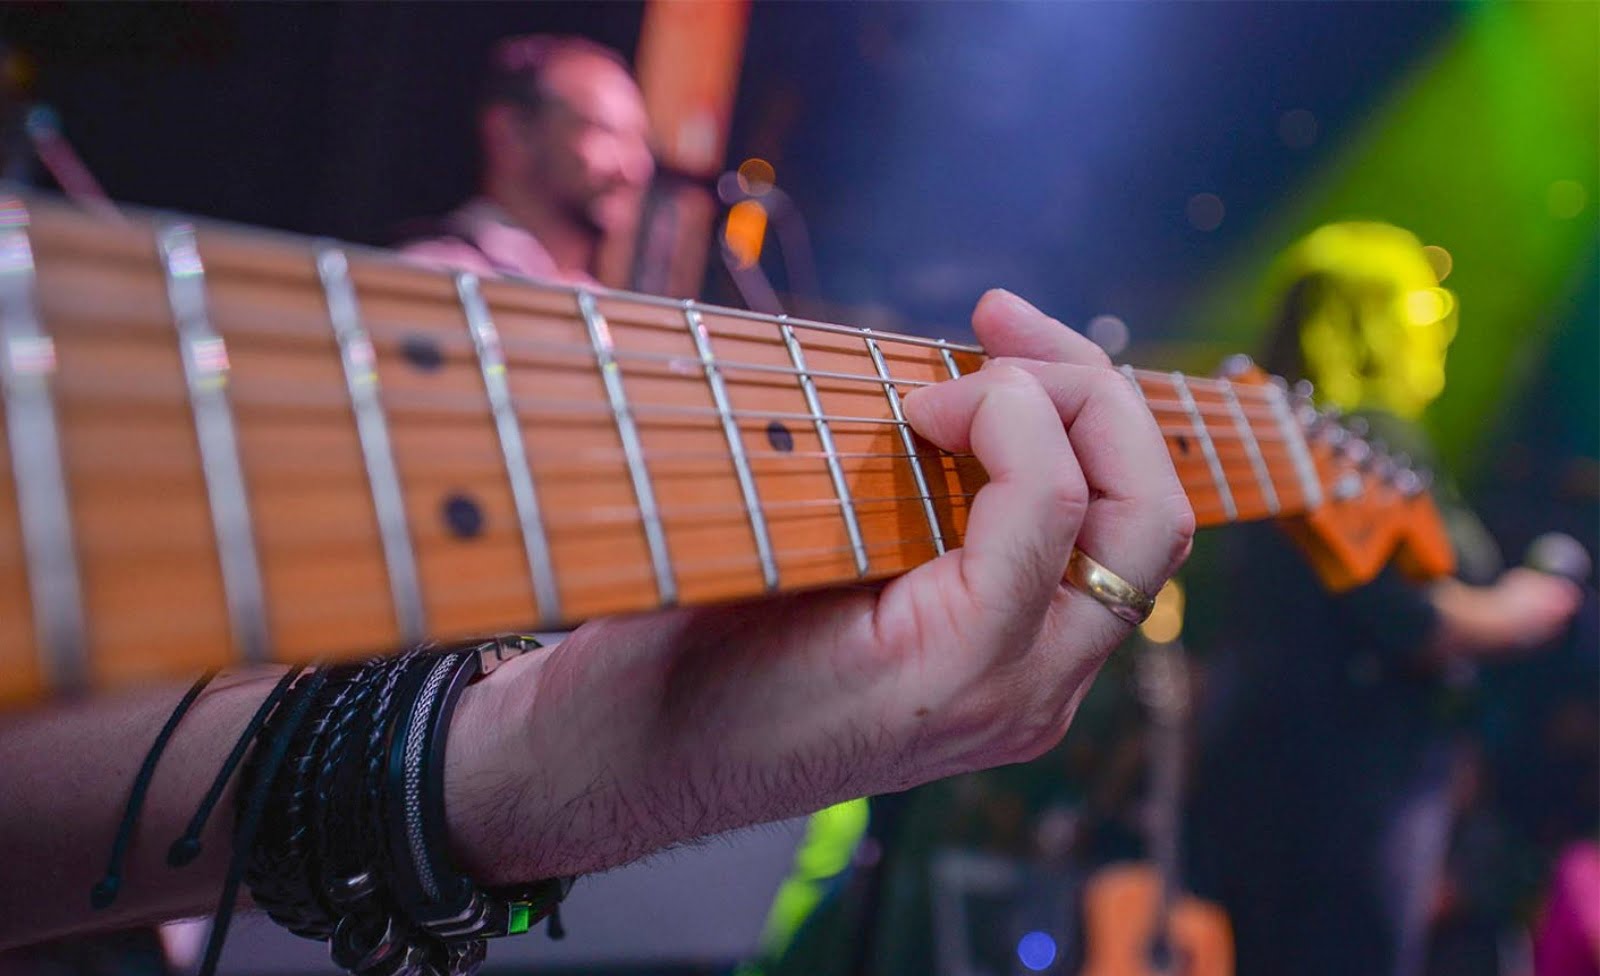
<box><xmin>480</xmin><ymin>38</ymin><xmax>654</xmax><ymax>239</ymax></box>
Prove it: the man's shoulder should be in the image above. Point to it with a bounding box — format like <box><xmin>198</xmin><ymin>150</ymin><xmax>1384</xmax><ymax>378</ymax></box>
<box><xmin>397</xmin><ymin>234</ymin><xmax>499</xmax><ymax>276</ymax></box>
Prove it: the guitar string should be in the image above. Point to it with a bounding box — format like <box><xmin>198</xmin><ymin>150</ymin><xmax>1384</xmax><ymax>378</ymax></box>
<box><xmin>52</xmin><ymin>261</ymin><xmax>1293</xmax><ymax>416</ymax></box>
<box><xmin>6</xmin><ymin>465</ymin><xmax>1287</xmax><ymax>576</ymax></box>
<box><xmin>54</xmin><ymin>375</ymin><xmax>1304</xmax><ymax>447</ymax></box>
<box><xmin>160</xmin><ymin>250</ymin><xmax>1286</xmax><ymax>409</ymax></box>
<box><xmin>58</xmin><ymin>498</ymin><xmax>1260</xmax><ymax>644</ymax></box>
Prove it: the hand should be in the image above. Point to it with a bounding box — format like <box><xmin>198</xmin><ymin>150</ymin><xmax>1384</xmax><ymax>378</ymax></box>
<box><xmin>1488</xmin><ymin>568</ymin><xmax>1585</xmax><ymax>648</ymax></box>
<box><xmin>443</xmin><ymin>290</ymin><xmax>1195</xmax><ymax>884</ymax></box>
<box><xmin>1429</xmin><ymin>567</ymin><xmax>1583</xmax><ymax>658</ymax></box>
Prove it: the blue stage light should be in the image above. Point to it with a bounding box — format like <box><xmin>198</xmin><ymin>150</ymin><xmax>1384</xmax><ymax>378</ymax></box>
<box><xmin>1016</xmin><ymin>930</ymin><xmax>1057</xmax><ymax>971</ymax></box>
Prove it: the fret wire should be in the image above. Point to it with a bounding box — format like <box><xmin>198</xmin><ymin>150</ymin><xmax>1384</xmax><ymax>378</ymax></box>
<box><xmin>0</xmin><ymin>197</ymin><xmax>88</xmax><ymax>690</ymax></box>
<box><xmin>685</xmin><ymin>301</ymin><xmax>778</xmax><ymax>591</ymax></box>
<box><xmin>577</xmin><ymin>288</ymin><xmax>677</xmax><ymax>605</ymax></box>
<box><xmin>1218</xmin><ymin>378</ymin><xmax>1279</xmax><ymax>515</ymax></box>
<box><xmin>1119</xmin><ymin>364</ymin><xmax>1146</xmax><ymax>401</ymax></box>
<box><xmin>939</xmin><ymin>342</ymin><xmax>962</xmax><ymax>379</ymax></box>
<box><xmin>1169</xmin><ymin>371</ymin><xmax>1235</xmax><ymax>522</ymax></box>
<box><xmin>318</xmin><ymin>244</ymin><xmax>426</xmax><ymax>644</ymax></box>
<box><xmin>458</xmin><ymin>272</ymin><xmax>561</xmax><ymax>623</ymax></box>
<box><xmin>866</xmin><ymin>334</ymin><xmax>945</xmax><ymax>555</ymax></box>
<box><xmin>159</xmin><ymin>222</ymin><xmax>270</xmax><ymax>664</ymax></box>
<box><xmin>782</xmin><ymin>317</ymin><xmax>869</xmax><ymax>576</ymax></box>
<box><xmin>1264</xmin><ymin>381</ymin><xmax>1323</xmax><ymax>509</ymax></box>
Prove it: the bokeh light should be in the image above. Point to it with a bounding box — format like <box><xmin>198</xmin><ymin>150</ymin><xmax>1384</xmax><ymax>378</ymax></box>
<box><xmin>737</xmin><ymin>157</ymin><xmax>777</xmax><ymax>196</ymax></box>
<box><xmin>1421</xmin><ymin>244</ymin><xmax>1453</xmax><ymax>282</ymax></box>
<box><xmin>1403</xmin><ymin>287</ymin><xmax>1454</xmax><ymax>326</ymax></box>
<box><xmin>1186</xmin><ymin>193</ymin><xmax>1225</xmax><ymax>232</ymax></box>
<box><xmin>1086</xmin><ymin>314</ymin><xmax>1130</xmax><ymax>356</ymax></box>
<box><xmin>1016</xmin><ymin>931</ymin><xmax>1058</xmax><ymax>972</ymax></box>
<box><xmin>1140</xmin><ymin>580</ymin><xmax>1185</xmax><ymax>644</ymax></box>
<box><xmin>723</xmin><ymin>199</ymin><xmax>769</xmax><ymax>268</ymax></box>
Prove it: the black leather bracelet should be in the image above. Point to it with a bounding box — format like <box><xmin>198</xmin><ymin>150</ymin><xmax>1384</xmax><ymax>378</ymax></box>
<box><xmin>385</xmin><ymin>636</ymin><xmax>570</xmax><ymax>941</ymax></box>
<box><xmin>241</xmin><ymin>638</ymin><xmax>568</xmax><ymax>976</ymax></box>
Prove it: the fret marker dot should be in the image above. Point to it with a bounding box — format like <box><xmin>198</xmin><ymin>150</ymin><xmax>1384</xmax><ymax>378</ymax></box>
<box><xmin>442</xmin><ymin>493</ymin><xmax>484</xmax><ymax>539</ymax></box>
<box><xmin>1176</xmin><ymin>434</ymin><xmax>1191</xmax><ymax>454</ymax></box>
<box><xmin>766</xmin><ymin>421</ymin><xmax>794</xmax><ymax>453</ymax></box>
<box><xmin>402</xmin><ymin>335</ymin><xmax>443</xmax><ymax>372</ymax></box>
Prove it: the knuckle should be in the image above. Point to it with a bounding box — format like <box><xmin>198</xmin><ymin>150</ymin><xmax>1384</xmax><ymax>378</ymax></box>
<box><xmin>1046</xmin><ymin>462</ymin><xmax>1090</xmax><ymax>523</ymax></box>
<box><xmin>981</xmin><ymin>361</ymin><xmax>1039</xmax><ymax>394</ymax></box>
<box><xmin>1165</xmin><ymin>494</ymin><xmax>1198</xmax><ymax>562</ymax></box>
<box><xmin>1079</xmin><ymin>343</ymin><xmax>1114</xmax><ymax>370</ymax></box>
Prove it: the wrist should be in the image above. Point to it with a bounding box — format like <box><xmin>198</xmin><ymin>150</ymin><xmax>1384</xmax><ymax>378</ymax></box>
<box><xmin>443</xmin><ymin>648</ymin><xmax>546</xmax><ymax>886</ymax></box>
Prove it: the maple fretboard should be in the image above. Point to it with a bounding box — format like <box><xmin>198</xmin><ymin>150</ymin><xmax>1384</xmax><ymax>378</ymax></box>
<box><xmin>0</xmin><ymin>194</ymin><xmax>1330</xmax><ymax>702</ymax></box>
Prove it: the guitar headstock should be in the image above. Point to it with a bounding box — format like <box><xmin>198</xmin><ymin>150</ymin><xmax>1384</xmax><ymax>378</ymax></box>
<box><xmin>1224</xmin><ymin>358</ymin><xmax>1456</xmax><ymax>593</ymax></box>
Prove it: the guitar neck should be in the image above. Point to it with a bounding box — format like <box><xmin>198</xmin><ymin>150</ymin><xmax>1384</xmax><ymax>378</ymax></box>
<box><xmin>0</xmin><ymin>195</ymin><xmax>1321</xmax><ymax>701</ymax></box>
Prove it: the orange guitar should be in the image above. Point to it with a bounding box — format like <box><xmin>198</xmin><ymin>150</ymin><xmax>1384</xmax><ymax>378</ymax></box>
<box><xmin>1081</xmin><ymin>592</ymin><xmax>1231</xmax><ymax>976</ymax></box>
<box><xmin>0</xmin><ymin>192</ymin><xmax>1456</xmax><ymax>704</ymax></box>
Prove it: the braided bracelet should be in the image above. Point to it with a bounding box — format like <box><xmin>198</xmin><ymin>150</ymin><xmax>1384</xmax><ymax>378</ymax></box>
<box><xmin>242</xmin><ymin>636</ymin><xmax>565</xmax><ymax>976</ymax></box>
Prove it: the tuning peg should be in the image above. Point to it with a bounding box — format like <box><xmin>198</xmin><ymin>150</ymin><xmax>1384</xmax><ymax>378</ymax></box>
<box><xmin>1220</xmin><ymin>354</ymin><xmax>1255</xmax><ymax>378</ymax></box>
<box><xmin>1357</xmin><ymin>438</ymin><xmax>1386</xmax><ymax>471</ymax></box>
<box><xmin>1392</xmin><ymin>468</ymin><xmax>1426</xmax><ymax>497</ymax></box>
<box><xmin>1291</xmin><ymin>379</ymin><xmax>1315</xmax><ymax>401</ymax></box>
<box><xmin>1341</xmin><ymin>438</ymin><xmax>1372</xmax><ymax>465</ymax></box>
<box><xmin>1331</xmin><ymin>471</ymin><xmax>1364</xmax><ymax>501</ymax></box>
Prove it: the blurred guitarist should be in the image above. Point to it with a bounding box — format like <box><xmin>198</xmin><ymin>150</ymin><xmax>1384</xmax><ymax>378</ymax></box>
<box><xmin>1184</xmin><ymin>222</ymin><xmax>1581</xmax><ymax>976</ymax></box>
<box><xmin>399</xmin><ymin>34</ymin><xmax>654</xmax><ymax>283</ymax></box>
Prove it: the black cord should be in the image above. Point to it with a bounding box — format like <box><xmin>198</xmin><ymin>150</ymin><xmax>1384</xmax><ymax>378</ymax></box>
<box><xmin>90</xmin><ymin>670</ymin><xmax>218</xmax><ymax>910</ymax></box>
<box><xmin>168</xmin><ymin>665</ymin><xmax>304</xmax><ymax>867</ymax></box>
<box><xmin>197</xmin><ymin>668</ymin><xmax>330</xmax><ymax>976</ymax></box>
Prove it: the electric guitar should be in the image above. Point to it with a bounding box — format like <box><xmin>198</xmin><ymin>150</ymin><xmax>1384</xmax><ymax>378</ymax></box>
<box><xmin>1080</xmin><ymin>597</ymin><xmax>1232</xmax><ymax>976</ymax></box>
<box><xmin>0</xmin><ymin>192</ymin><xmax>1456</xmax><ymax>704</ymax></box>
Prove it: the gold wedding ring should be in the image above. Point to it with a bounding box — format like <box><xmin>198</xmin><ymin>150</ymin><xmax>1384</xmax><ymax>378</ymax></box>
<box><xmin>1064</xmin><ymin>548</ymin><xmax>1156</xmax><ymax>625</ymax></box>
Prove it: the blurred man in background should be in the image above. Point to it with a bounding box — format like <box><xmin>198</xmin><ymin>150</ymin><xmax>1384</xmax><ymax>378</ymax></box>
<box><xmin>1185</xmin><ymin>222</ymin><xmax>1582</xmax><ymax>976</ymax></box>
<box><xmin>401</xmin><ymin>34</ymin><xmax>654</xmax><ymax>282</ymax></box>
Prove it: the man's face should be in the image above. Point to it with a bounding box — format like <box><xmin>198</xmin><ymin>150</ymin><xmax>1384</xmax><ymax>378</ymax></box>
<box><xmin>518</xmin><ymin>55</ymin><xmax>654</xmax><ymax>235</ymax></box>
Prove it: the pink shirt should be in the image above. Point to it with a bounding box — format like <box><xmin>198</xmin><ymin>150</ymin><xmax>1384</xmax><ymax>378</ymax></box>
<box><xmin>399</xmin><ymin>198</ymin><xmax>596</xmax><ymax>285</ymax></box>
<box><xmin>1535</xmin><ymin>842</ymin><xmax>1600</xmax><ymax>976</ymax></box>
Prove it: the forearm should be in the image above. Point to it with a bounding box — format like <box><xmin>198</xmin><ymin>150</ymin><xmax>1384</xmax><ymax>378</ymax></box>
<box><xmin>0</xmin><ymin>670</ymin><xmax>281</xmax><ymax>949</ymax></box>
<box><xmin>442</xmin><ymin>608</ymin><xmax>906</xmax><ymax>886</ymax></box>
<box><xmin>1426</xmin><ymin>579</ymin><xmax>1506</xmax><ymax>659</ymax></box>
<box><xmin>1425</xmin><ymin>569</ymin><xmax>1582</xmax><ymax>661</ymax></box>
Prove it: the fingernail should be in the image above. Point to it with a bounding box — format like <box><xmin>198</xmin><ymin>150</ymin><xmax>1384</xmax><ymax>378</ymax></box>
<box><xmin>985</xmin><ymin>288</ymin><xmax>1040</xmax><ymax>316</ymax></box>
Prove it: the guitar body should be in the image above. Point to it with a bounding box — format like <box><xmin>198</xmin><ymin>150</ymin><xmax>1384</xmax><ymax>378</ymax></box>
<box><xmin>1079</xmin><ymin>863</ymin><xmax>1233</xmax><ymax>976</ymax></box>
